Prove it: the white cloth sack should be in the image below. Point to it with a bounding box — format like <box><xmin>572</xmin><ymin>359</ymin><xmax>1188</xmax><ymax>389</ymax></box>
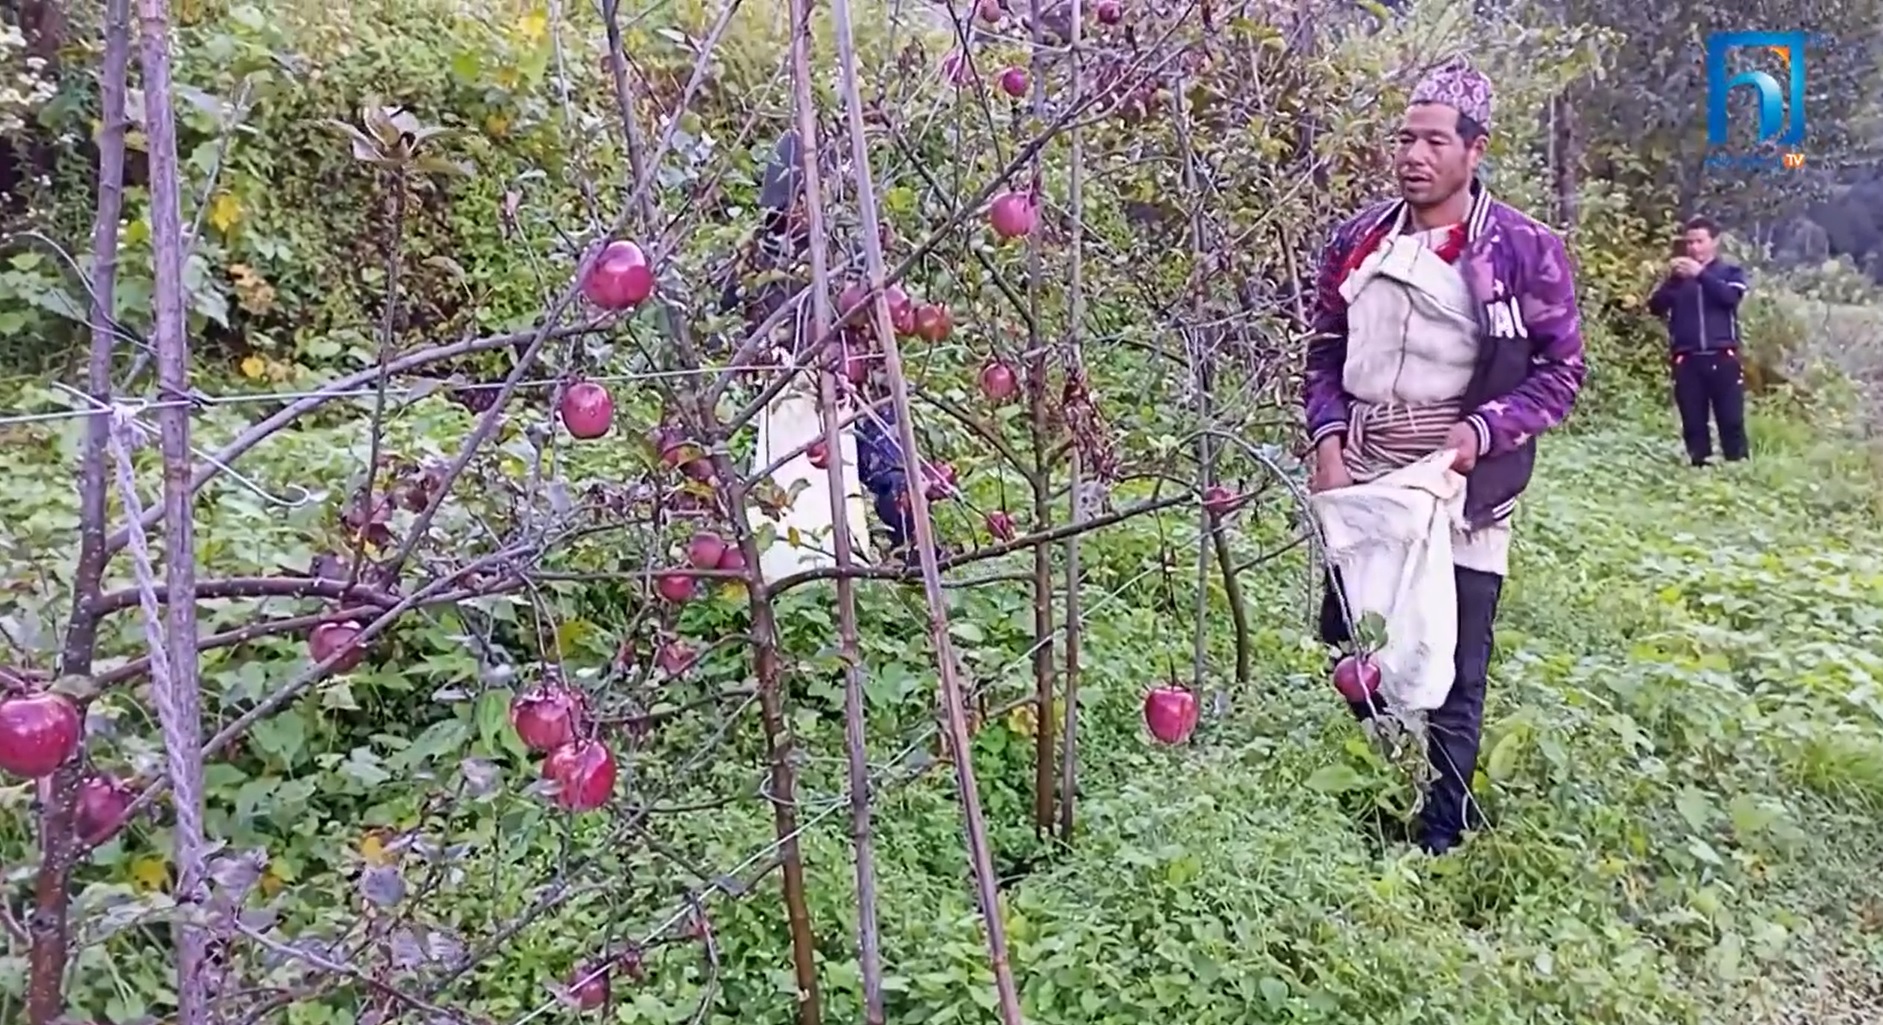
<box><xmin>749</xmin><ymin>371</ymin><xmax>873</xmax><ymax>583</ymax></box>
<box><xmin>1307</xmin><ymin>450</ymin><xmax>1468</xmax><ymax>712</ymax></box>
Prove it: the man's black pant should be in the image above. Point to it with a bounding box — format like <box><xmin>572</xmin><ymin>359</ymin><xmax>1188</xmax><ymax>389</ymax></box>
<box><xmin>1672</xmin><ymin>350</ymin><xmax>1748</xmax><ymax>465</ymax></box>
<box><xmin>1318</xmin><ymin>566</ymin><xmax>1504</xmax><ymax>853</ymax></box>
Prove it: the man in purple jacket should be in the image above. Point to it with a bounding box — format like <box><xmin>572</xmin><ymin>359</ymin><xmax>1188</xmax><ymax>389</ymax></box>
<box><xmin>1648</xmin><ymin>216</ymin><xmax>1750</xmax><ymax>466</ymax></box>
<box><xmin>1300</xmin><ymin>57</ymin><xmax>1587</xmax><ymax>854</ymax></box>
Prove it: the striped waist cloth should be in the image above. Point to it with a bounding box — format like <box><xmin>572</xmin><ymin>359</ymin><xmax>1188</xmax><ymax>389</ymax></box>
<box><xmin>1343</xmin><ymin>399</ymin><xmax>1461</xmax><ymax>481</ymax></box>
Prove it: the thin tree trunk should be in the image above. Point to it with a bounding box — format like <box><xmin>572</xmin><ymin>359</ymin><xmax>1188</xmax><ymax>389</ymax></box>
<box><xmin>1552</xmin><ymin>89</ymin><xmax>1581</xmax><ymax>230</ymax></box>
<box><xmin>1025</xmin><ymin>0</ymin><xmax>1058</xmax><ymax>836</ymax></box>
<box><xmin>27</xmin><ymin>2</ymin><xmax>130</xmax><ymax>1021</ymax></box>
<box><xmin>1056</xmin><ymin>0</ymin><xmax>1087</xmax><ymax>842</ymax></box>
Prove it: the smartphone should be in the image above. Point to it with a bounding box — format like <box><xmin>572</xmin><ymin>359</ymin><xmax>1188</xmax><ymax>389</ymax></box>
<box><xmin>1670</xmin><ymin>238</ymin><xmax>1689</xmax><ymax>257</ymax></box>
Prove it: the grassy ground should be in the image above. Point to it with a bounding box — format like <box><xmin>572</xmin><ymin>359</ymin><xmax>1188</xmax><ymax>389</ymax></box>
<box><xmin>973</xmin><ymin>401</ymin><xmax>1883</xmax><ymax>1025</ymax></box>
<box><xmin>1</xmin><ymin>381</ymin><xmax>1879</xmax><ymax>1024</ymax></box>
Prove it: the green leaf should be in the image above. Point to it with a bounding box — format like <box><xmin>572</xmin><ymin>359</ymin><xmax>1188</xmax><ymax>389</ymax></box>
<box><xmin>1674</xmin><ymin>787</ymin><xmax>1714</xmax><ymax>832</ymax></box>
<box><xmin>248</xmin><ymin>712</ymin><xmax>307</xmax><ymax>767</ymax></box>
<box><xmin>1304</xmin><ymin>764</ymin><xmax>1365</xmax><ymax>793</ymax></box>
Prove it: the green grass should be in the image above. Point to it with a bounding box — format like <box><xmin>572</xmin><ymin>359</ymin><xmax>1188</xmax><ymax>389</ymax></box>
<box><xmin>1</xmin><ymin>387</ymin><xmax>1880</xmax><ymax>1025</ymax></box>
<box><xmin>977</xmin><ymin>402</ymin><xmax>1883</xmax><ymax>1025</ymax></box>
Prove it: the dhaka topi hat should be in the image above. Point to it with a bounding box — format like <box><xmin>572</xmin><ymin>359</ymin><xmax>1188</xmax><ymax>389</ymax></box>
<box><xmin>1409</xmin><ymin>56</ymin><xmax>1493</xmax><ymax>131</ymax></box>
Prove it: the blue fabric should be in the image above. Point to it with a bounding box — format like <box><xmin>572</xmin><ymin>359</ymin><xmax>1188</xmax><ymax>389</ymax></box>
<box><xmin>854</xmin><ymin>410</ymin><xmax>914</xmax><ymax>549</ymax></box>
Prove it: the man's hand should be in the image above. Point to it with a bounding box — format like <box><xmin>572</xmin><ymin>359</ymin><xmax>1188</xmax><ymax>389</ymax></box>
<box><xmin>1308</xmin><ymin>437</ymin><xmax>1352</xmax><ymax>493</ymax></box>
<box><xmin>1670</xmin><ymin>256</ymin><xmax>1701</xmax><ymax>278</ymax></box>
<box><xmin>1443</xmin><ymin>421</ymin><xmax>1481</xmax><ymax>473</ymax></box>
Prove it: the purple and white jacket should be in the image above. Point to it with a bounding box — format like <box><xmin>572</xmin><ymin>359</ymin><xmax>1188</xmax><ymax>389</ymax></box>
<box><xmin>1301</xmin><ymin>182</ymin><xmax>1588</xmax><ymax>528</ymax></box>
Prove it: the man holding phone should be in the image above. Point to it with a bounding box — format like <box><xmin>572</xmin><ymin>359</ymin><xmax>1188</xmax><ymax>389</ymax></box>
<box><xmin>1647</xmin><ymin>216</ymin><xmax>1751</xmax><ymax>466</ymax></box>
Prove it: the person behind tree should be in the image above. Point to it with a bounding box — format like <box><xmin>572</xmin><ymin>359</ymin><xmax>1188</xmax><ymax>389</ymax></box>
<box><xmin>1647</xmin><ymin>216</ymin><xmax>1750</xmax><ymax>466</ymax></box>
<box><xmin>853</xmin><ymin>402</ymin><xmax>917</xmax><ymax>554</ymax></box>
<box><xmin>1300</xmin><ymin>56</ymin><xmax>1587</xmax><ymax>854</ymax></box>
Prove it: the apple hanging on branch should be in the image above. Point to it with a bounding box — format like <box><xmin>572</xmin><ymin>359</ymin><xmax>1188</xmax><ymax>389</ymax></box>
<box><xmin>978</xmin><ymin>360</ymin><xmax>1019</xmax><ymax>403</ymax></box>
<box><xmin>564</xmin><ymin>961</ymin><xmax>611</xmax><ymax>1011</ymax></box>
<box><xmin>543</xmin><ymin>739</ymin><xmax>617</xmax><ymax>812</ymax></box>
<box><xmin>999</xmin><ymin>67</ymin><xmax>1028</xmax><ymax>99</ymax></box>
<box><xmin>1331</xmin><ymin>654</ymin><xmax>1382</xmax><ymax>704</ymax></box>
<box><xmin>988</xmin><ymin>191</ymin><xmax>1039</xmax><ymax>241</ymax></box>
<box><xmin>922</xmin><ymin>462</ymin><xmax>958</xmax><ymax>501</ymax></box>
<box><xmin>510</xmin><ymin>681</ymin><xmax>587</xmax><ymax>753</ymax></box>
<box><xmin>1331</xmin><ymin>611</ymin><xmax>1388</xmax><ymax>703</ymax></box>
<box><xmin>581</xmin><ymin>240</ymin><xmax>655</xmax><ymax>311</ymax></box>
<box><xmin>1143</xmin><ymin>683</ymin><xmax>1199</xmax><ymax>745</ymax></box>
<box><xmin>0</xmin><ymin>690</ymin><xmax>82</xmax><ymax>779</ymax></box>
<box><xmin>309</xmin><ymin>621</ymin><xmax>367</xmax><ymax>673</ymax></box>
<box><xmin>686</xmin><ymin>531</ymin><xmax>728</xmax><ymax>570</ymax></box>
<box><xmin>655</xmin><ymin>572</ymin><xmax>696</xmax><ymax>604</ymax></box>
<box><xmin>75</xmin><ymin>773</ymin><xmax>135</xmax><ymax>845</ymax></box>
<box><xmin>914</xmin><ymin>303</ymin><xmax>953</xmax><ymax>342</ymax></box>
<box><xmin>559</xmin><ymin>380</ymin><xmax>615</xmax><ymax>440</ymax></box>
<box><xmin>1201</xmin><ymin>484</ymin><xmax>1245</xmax><ymax>517</ymax></box>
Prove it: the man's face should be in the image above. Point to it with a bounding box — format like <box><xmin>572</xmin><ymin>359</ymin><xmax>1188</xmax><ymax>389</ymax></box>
<box><xmin>1394</xmin><ymin>103</ymin><xmax>1484</xmax><ymax>208</ymax></box>
<box><xmin>1683</xmin><ymin>227</ymin><xmax>1718</xmax><ymax>263</ymax></box>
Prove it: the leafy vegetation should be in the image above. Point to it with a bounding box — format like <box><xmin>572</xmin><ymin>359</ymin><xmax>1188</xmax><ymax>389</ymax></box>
<box><xmin>1</xmin><ymin>0</ymin><xmax>1881</xmax><ymax>1023</ymax></box>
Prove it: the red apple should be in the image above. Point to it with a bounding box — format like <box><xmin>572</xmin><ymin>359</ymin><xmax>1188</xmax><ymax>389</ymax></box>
<box><xmin>914</xmin><ymin>303</ymin><xmax>953</xmax><ymax>342</ymax></box>
<box><xmin>566</xmin><ymin>962</ymin><xmax>610</xmax><ymax>1010</ymax></box>
<box><xmin>884</xmin><ymin>285</ymin><xmax>916</xmax><ymax>336</ymax></box>
<box><xmin>999</xmin><ymin>67</ymin><xmax>1028</xmax><ymax>98</ymax></box>
<box><xmin>940</xmin><ymin>50</ymin><xmax>977</xmax><ymax>87</ymax></box>
<box><xmin>837</xmin><ymin>283</ymin><xmax>871</xmax><ymax>325</ymax></box>
<box><xmin>1202</xmin><ymin>485</ymin><xmax>1242</xmax><ymax>516</ymax></box>
<box><xmin>655</xmin><ymin>640</ymin><xmax>694</xmax><ymax>677</ymax></box>
<box><xmin>977</xmin><ymin>0</ymin><xmax>1003</xmax><ymax>22</ymax></box>
<box><xmin>988</xmin><ymin>191</ymin><xmax>1038</xmax><ymax>241</ymax></box>
<box><xmin>559</xmin><ymin>381</ymin><xmax>614</xmax><ymax>440</ymax></box>
<box><xmin>581</xmin><ymin>240</ymin><xmax>655</xmax><ymax>310</ymax></box>
<box><xmin>510</xmin><ymin>682</ymin><xmax>586</xmax><ymax>752</ymax></box>
<box><xmin>309</xmin><ymin>621</ymin><xmax>366</xmax><ymax>673</ymax></box>
<box><xmin>544</xmin><ymin>740</ymin><xmax>617</xmax><ymax>812</ymax></box>
<box><xmin>806</xmin><ymin>440</ymin><xmax>830</xmax><ymax>469</ymax></box>
<box><xmin>686</xmin><ymin>532</ymin><xmax>728</xmax><ymax>570</ymax></box>
<box><xmin>659</xmin><ymin>437</ymin><xmax>696</xmax><ymax>468</ymax></box>
<box><xmin>75</xmin><ymin>773</ymin><xmax>134</xmax><ymax>845</ymax></box>
<box><xmin>1333</xmin><ymin>654</ymin><xmax>1382</xmax><ymax>704</ymax></box>
<box><xmin>985</xmin><ymin>510</ymin><xmax>1017</xmax><ymax>541</ymax></box>
<box><xmin>979</xmin><ymin>360</ymin><xmax>1019</xmax><ymax>403</ymax></box>
<box><xmin>0</xmin><ymin>691</ymin><xmax>82</xmax><ymax>779</ymax></box>
<box><xmin>1095</xmin><ymin>0</ymin><xmax>1122</xmax><ymax>24</ymax></box>
<box><xmin>1143</xmin><ymin>684</ymin><xmax>1199</xmax><ymax>745</ymax></box>
<box><xmin>716</xmin><ymin>545</ymin><xmax>747</xmax><ymax>573</ymax></box>
<box><xmin>655</xmin><ymin>573</ymin><xmax>695</xmax><ymax>603</ymax></box>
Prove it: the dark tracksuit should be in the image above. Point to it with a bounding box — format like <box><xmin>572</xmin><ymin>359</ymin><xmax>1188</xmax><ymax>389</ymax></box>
<box><xmin>854</xmin><ymin>411</ymin><xmax>916</xmax><ymax>551</ymax></box>
<box><xmin>1648</xmin><ymin>261</ymin><xmax>1750</xmax><ymax>465</ymax></box>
